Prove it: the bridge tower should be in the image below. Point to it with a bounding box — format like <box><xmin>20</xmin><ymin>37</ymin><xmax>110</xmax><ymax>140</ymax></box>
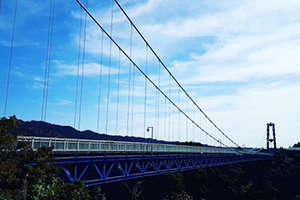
<box><xmin>267</xmin><ymin>122</ymin><xmax>277</xmax><ymax>154</ymax></box>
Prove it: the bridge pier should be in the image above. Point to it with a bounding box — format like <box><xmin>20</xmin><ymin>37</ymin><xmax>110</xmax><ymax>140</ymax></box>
<box><xmin>267</xmin><ymin>123</ymin><xmax>277</xmax><ymax>154</ymax></box>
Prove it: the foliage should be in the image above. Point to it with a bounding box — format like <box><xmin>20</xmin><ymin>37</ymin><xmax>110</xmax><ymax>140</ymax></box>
<box><xmin>293</xmin><ymin>142</ymin><xmax>300</xmax><ymax>148</ymax></box>
<box><xmin>123</xmin><ymin>181</ymin><xmax>144</xmax><ymax>200</ymax></box>
<box><xmin>180</xmin><ymin>148</ymin><xmax>300</xmax><ymax>200</ymax></box>
<box><xmin>89</xmin><ymin>186</ymin><xmax>106</xmax><ymax>200</ymax></box>
<box><xmin>177</xmin><ymin>141</ymin><xmax>203</xmax><ymax>147</ymax></box>
<box><xmin>0</xmin><ymin>116</ymin><xmax>90</xmax><ymax>200</ymax></box>
<box><xmin>163</xmin><ymin>190</ymin><xmax>193</xmax><ymax>200</ymax></box>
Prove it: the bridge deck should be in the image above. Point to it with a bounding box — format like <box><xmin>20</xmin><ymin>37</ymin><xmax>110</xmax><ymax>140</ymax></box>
<box><xmin>18</xmin><ymin>136</ymin><xmax>270</xmax><ymax>156</ymax></box>
<box><xmin>56</xmin><ymin>153</ymin><xmax>273</xmax><ymax>185</ymax></box>
<box><xmin>18</xmin><ymin>136</ymin><xmax>273</xmax><ymax>185</ymax></box>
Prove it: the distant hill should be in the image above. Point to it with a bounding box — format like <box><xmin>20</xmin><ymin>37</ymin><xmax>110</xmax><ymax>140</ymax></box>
<box><xmin>14</xmin><ymin>119</ymin><xmax>176</xmax><ymax>145</ymax></box>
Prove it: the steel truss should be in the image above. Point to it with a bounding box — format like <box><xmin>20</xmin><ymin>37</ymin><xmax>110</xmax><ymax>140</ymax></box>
<box><xmin>56</xmin><ymin>153</ymin><xmax>272</xmax><ymax>186</ymax></box>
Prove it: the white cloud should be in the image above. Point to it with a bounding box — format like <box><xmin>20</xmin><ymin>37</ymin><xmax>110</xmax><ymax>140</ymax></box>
<box><xmin>56</xmin><ymin>99</ymin><xmax>73</xmax><ymax>106</ymax></box>
<box><xmin>195</xmin><ymin>80</ymin><xmax>300</xmax><ymax>147</ymax></box>
<box><xmin>32</xmin><ymin>82</ymin><xmax>44</xmax><ymax>89</ymax></box>
<box><xmin>54</xmin><ymin>62</ymin><xmax>122</xmax><ymax>77</ymax></box>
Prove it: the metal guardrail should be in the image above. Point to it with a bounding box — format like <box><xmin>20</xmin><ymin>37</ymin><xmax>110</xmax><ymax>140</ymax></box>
<box><xmin>17</xmin><ymin>136</ymin><xmax>271</xmax><ymax>155</ymax></box>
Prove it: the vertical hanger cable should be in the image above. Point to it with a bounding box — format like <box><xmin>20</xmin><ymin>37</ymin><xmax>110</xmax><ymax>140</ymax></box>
<box><xmin>115</xmin><ymin>49</ymin><xmax>121</xmax><ymax>135</ymax></box>
<box><xmin>97</xmin><ymin>30</ymin><xmax>104</xmax><ymax>133</ymax></box>
<box><xmin>126</xmin><ymin>24</ymin><xmax>133</xmax><ymax>136</ymax></box>
<box><xmin>74</xmin><ymin>3</ymin><xmax>83</xmax><ymax>128</ymax></box>
<box><xmin>78</xmin><ymin>0</ymin><xmax>88</xmax><ymax>130</ymax></box>
<box><xmin>105</xmin><ymin>0</ymin><xmax>114</xmax><ymax>134</ymax></box>
<box><xmin>143</xmin><ymin>45</ymin><xmax>148</xmax><ymax>138</ymax></box>
<box><xmin>4</xmin><ymin>0</ymin><xmax>18</xmax><ymax>117</ymax></box>
<box><xmin>44</xmin><ymin>0</ymin><xmax>55</xmax><ymax>121</ymax></box>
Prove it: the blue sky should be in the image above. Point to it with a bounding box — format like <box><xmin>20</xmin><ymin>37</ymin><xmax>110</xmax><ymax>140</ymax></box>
<box><xmin>1</xmin><ymin>0</ymin><xmax>300</xmax><ymax>148</ymax></box>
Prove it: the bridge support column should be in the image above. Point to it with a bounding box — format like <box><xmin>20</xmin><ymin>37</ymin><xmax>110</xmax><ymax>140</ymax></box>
<box><xmin>267</xmin><ymin>122</ymin><xmax>277</xmax><ymax>154</ymax></box>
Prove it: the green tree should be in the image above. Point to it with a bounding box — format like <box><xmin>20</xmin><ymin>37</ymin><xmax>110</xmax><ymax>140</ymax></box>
<box><xmin>293</xmin><ymin>142</ymin><xmax>300</xmax><ymax>148</ymax></box>
<box><xmin>89</xmin><ymin>186</ymin><xmax>106</xmax><ymax>200</ymax></box>
<box><xmin>0</xmin><ymin>116</ymin><xmax>90</xmax><ymax>200</ymax></box>
<box><xmin>163</xmin><ymin>190</ymin><xmax>193</xmax><ymax>200</ymax></box>
<box><xmin>123</xmin><ymin>181</ymin><xmax>144</xmax><ymax>200</ymax></box>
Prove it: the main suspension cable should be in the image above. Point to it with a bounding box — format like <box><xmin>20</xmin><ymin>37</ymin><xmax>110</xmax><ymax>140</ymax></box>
<box><xmin>113</xmin><ymin>0</ymin><xmax>240</xmax><ymax>147</ymax></box>
<box><xmin>75</xmin><ymin>0</ymin><xmax>229</xmax><ymax>148</ymax></box>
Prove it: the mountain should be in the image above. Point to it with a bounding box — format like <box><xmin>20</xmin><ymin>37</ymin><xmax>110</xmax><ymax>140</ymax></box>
<box><xmin>14</xmin><ymin>119</ymin><xmax>176</xmax><ymax>144</ymax></box>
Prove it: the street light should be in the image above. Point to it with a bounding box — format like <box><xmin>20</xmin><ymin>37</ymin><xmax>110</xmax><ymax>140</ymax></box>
<box><xmin>147</xmin><ymin>127</ymin><xmax>153</xmax><ymax>154</ymax></box>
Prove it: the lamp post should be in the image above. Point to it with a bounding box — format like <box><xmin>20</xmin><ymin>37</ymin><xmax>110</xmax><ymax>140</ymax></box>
<box><xmin>147</xmin><ymin>127</ymin><xmax>153</xmax><ymax>154</ymax></box>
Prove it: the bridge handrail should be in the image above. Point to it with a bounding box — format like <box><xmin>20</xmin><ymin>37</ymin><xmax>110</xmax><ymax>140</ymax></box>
<box><xmin>17</xmin><ymin>136</ymin><xmax>271</xmax><ymax>156</ymax></box>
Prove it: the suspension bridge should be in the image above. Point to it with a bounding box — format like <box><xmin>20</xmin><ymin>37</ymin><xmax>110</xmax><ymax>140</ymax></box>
<box><xmin>1</xmin><ymin>0</ymin><xmax>275</xmax><ymax>185</ymax></box>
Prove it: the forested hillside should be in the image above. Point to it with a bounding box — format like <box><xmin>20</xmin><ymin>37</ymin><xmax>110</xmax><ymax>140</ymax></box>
<box><xmin>14</xmin><ymin>119</ymin><xmax>175</xmax><ymax>145</ymax></box>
